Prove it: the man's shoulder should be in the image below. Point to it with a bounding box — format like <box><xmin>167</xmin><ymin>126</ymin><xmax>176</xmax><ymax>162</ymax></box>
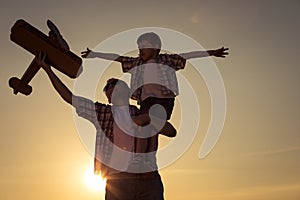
<box><xmin>95</xmin><ymin>101</ymin><xmax>111</xmax><ymax>109</ymax></box>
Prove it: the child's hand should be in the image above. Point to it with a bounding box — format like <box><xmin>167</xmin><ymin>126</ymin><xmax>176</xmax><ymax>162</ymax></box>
<box><xmin>211</xmin><ymin>47</ymin><xmax>229</xmax><ymax>58</ymax></box>
<box><xmin>81</xmin><ymin>47</ymin><xmax>93</xmax><ymax>58</ymax></box>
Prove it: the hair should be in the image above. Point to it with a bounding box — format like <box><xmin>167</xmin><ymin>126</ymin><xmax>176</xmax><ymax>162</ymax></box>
<box><xmin>103</xmin><ymin>78</ymin><xmax>130</xmax><ymax>93</ymax></box>
<box><xmin>137</xmin><ymin>32</ymin><xmax>162</xmax><ymax>54</ymax></box>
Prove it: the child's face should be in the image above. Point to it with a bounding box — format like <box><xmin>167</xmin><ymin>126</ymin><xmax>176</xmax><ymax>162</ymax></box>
<box><xmin>138</xmin><ymin>40</ymin><xmax>158</xmax><ymax>61</ymax></box>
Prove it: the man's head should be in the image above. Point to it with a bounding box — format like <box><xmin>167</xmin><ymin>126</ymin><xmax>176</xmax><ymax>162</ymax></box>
<box><xmin>137</xmin><ymin>32</ymin><xmax>161</xmax><ymax>61</ymax></box>
<box><xmin>103</xmin><ymin>78</ymin><xmax>130</xmax><ymax>104</ymax></box>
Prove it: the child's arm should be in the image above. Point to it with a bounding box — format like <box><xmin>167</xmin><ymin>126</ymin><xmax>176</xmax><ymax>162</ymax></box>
<box><xmin>81</xmin><ymin>47</ymin><xmax>121</xmax><ymax>61</ymax></box>
<box><xmin>180</xmin><ymin>47</ymin><xmax>229</xmax><ymax>60</ymax></box>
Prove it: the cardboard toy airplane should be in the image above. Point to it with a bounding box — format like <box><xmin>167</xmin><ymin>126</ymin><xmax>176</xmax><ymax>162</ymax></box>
<box><xmin>9</xmin><ymin>19</ymin><xmax>82</xmax><ymax>95</ymax></box>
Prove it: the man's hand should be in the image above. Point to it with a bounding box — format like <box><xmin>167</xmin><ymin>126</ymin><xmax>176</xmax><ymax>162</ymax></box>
<box><xmin>35</xmin><ymin>51</ymin><xmax>73</xmax><ymax>105</ymax></box>
<box><xmin>81</xmin><ymin>47</ymin><xmax>93</xmax><ymax>58</ymax></box>
<box><xmin>210</xmin><ymin>47</ymin><xmax>229</xmax><ymax>58</ymax></box>
<box><xmin>35</xmin><ymin>51</ymin><xmax>51</xmax><ymax>72</ymax></box>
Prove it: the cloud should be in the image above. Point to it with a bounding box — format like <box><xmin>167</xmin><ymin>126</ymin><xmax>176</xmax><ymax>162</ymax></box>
<box><xmin>247</xmin><ymin>146</ymin><xmax>300</xmax><ymax>156</ymax></box>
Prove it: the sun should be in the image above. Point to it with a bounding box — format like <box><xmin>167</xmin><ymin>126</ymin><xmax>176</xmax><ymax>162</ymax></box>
<box><xmin>84</xmin><ymin>165</ymin><xmax>106</xmax><ymax>191</ymax></box>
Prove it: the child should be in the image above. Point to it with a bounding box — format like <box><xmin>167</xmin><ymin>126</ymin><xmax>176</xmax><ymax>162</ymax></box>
<box><xmin>81</xmin><ymin>32</ymin><xmax>229</xmax><ymax>159</ymax></box>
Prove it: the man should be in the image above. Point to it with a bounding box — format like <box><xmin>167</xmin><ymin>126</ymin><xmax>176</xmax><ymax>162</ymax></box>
<box><xmin>36</xmin><ymin>52</ymin><xmax>175</xmax><ymax>200</ymax></box>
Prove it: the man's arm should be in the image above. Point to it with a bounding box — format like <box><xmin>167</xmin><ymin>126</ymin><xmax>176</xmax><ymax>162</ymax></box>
<box><xmin>180</xmin><ymin>47</ymin><xmax>229</xmax><ymax>60</ymax></box>
<box><xmin>81</xmin><ymin>47</ymin><xmax>122</xmax><ymax>61</ymax></box>
<box><xmin>35</xmin><ymin>52</ymin><xmax>73</xmax><ymax>105</ymax></box>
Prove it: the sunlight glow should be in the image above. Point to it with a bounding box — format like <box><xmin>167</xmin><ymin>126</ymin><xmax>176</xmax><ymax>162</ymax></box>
<box><xmin>84</xmin><ymin>165</ymin><xmax>106</xmax><ymax>191</ymax></box>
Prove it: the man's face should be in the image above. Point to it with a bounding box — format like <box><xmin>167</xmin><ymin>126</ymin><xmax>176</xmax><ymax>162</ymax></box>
<box><xmin>105</xmin><ymin>85</ymin><xmax>128</xmax><ymax>105</ymax></box>
<box><xmin>138</xmin><ymin>40</ymin><xmax>158</xmax><ymax>61</ymax></box>
<box><xmin>105</xmin><ymin>86</ymin><xmax>114</xmax><ymax>103</ymax></box>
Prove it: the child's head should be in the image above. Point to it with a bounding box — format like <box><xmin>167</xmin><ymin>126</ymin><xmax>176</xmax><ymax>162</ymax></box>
<box><xmin>137</xmin><ymin>32</ymin><xmax>161</xmax><ymax>61</ymax></box>
<box><xmin>103</xmin><ymin>78</ymin><xmax>130</xmax><ymax>104</ymax></box>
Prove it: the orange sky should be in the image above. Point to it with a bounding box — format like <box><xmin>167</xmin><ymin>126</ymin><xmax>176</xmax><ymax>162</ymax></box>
<box><xmin>1</xmin><ymin>0</ymin><xmax>300</xmax><ymax>200</ymax></box>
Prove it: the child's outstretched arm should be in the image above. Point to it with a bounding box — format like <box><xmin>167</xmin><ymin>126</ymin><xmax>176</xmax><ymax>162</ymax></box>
<box><xmin>180</xmin><ymin>47</ymin><xmax>229</xmax><ymax>60</ymax></box>
<box><xmin>81</xmin><ymin>47</ymin><xmax>121</xmax><ymax>61</ymax></box>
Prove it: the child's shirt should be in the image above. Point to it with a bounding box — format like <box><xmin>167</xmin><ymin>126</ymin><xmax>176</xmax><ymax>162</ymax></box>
<box><xmin>120</xmin><ymin>54</ymin><xmax>186</xmax><ymax>104</ymax></box>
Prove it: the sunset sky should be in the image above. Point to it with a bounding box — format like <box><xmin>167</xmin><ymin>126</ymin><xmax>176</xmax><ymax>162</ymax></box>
<box><xmin>1</xmin><ymin>0</ymin><xmax>300</xmax><ymax>199</ymax></box>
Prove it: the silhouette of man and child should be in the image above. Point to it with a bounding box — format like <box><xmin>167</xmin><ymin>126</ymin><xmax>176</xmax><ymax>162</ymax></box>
<box><xmin>36</xmin><ymin>31</ymin><xmax>228</xmax><ymax>200</ymax></box>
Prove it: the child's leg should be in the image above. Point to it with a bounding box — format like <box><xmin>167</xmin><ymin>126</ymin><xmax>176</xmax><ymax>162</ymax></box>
<box><xmin>133</xmin><ymin>113</ymin><xmax>151</xmax><ymax>126</ymax></box>
<box><xmin>147</xmin><ymin>134</ymin><xmax>158</xmax><ymax>153</ymax></box>
<box><xmin>133</xmin><ymin>113</ymin><xmax>176</xmax><ymax>137</ymax></box>
<box><xmin>133</xmin><ymin>113</ymin><xmax>151</xmax><ymax>154</ymax></box>
<box><xmin>136</xmin><ymin>97</ymin><xmax>177</xmax><ymax>153</ymax></box>
<box><xmin>145</xmin><ymin>120</ymin><xmax>177</xmax><ymax>158</ymax></box>
<box><xmin>152</xmin><ymin>119</ymin><xmax>177</xmax><ymax>137</ymax></box>
<box><xmin>135</xmin><ymin>137</ymin><xmax>148</xmax><ymax>153</ymax></box>
<box><xmin>143</xmin><ymin>97</ymin><xmax>176</xmax><ymax>137</ymax></box>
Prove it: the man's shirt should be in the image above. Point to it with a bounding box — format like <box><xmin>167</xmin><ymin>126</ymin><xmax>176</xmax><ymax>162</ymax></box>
<box><xmin>72</xmin><ymin>96</ymin><xmax>139</xmax><ymax>176</ymax></box>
